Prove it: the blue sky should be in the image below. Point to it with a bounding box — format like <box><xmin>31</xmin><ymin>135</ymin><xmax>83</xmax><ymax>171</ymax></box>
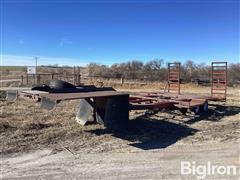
<box><xmin>1</xmin><ymin>0</ymin><xmax>239</xmax><ymax>66</ymax></box>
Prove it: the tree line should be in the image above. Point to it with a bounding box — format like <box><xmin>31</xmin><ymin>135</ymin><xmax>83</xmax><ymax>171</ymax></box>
<box><xmin>87</xmin><ymin>59</ymin><xmax>240</xmax><ymax>85</ymax></box>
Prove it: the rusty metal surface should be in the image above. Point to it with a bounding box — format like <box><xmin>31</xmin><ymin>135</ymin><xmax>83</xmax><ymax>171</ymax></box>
<box><xmin>211</xmin><ymin>62</ymin><xmax>227</xmax><ymax>101</ymax></box>
<box><xmin>130</xmin><ymin>101</ymin><xmax>174</xmax><ymax>110</ymax></box>
<box><xmin>167</xmin><ymin>62</ymin><xmax>181</xmax><ymax>94</ymax></box>
<box><xmin>130</xmin><ymin>95</ymin><xmax>175</xmax><ymax>109</ymax></box>
<box><xmin>175</xmin><ymin>99</ymin><xmax>207</xmax><ymax>108</ymax></box>
<box><xmin>131</xmin><ymin>92</ymin><xmax>209</xmax><ymax>109</ymax></box>
<box><xmin>19</xmin><ymin>90</ymin><xmax>48</xmax><ymax>102</ymax></box>
<box><xmin>40</xmin><ymin>91</ymin><xmax>129</xmax><ymax>101</ymax></box>
<box><xmin>138</xmin><ymin>91</ymin><xmax>226</xmax><ymax>101</ymax></box>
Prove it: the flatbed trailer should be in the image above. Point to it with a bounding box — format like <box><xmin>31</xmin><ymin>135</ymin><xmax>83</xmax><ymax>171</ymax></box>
<box><xmin>5</xmin><ymin>61</ymin><xmax>228</xmax><ymax>130</ymax></box>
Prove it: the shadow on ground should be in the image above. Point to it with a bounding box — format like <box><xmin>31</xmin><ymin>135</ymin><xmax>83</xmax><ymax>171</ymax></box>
<box><xmin>88</xmin><ymin>116</ymin><xmax>197</xmax><ymax>150</ymax></box>
<box><xmin>185</xmin><ymin>104</ymin><xmax>240</xmax><ymax>124</ymax></box>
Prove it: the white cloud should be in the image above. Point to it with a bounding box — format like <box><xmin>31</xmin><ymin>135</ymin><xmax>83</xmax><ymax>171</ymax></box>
<box><xmin>1</xmin><ymin>54</ymin><xmax>90</xmax><ymax>66</ymax></box>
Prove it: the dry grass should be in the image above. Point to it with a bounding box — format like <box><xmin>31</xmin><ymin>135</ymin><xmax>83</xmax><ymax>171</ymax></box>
<box><xmin>0</xmin><ymin>99</ymin><xmax>106</xmax><ymax>154</ymax></box>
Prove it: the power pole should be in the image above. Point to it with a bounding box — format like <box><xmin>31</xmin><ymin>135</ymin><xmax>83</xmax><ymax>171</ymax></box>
<box><xmin>35</xmin><ymin>57</ymin><xmax>38</xmax><ymax>74</ymax></box>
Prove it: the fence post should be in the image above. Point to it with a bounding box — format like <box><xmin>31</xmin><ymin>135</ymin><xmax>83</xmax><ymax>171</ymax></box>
<box><xmin>51</xmin><ymin>73</ymin><xmax>54</xmax><ymax>80</ymax></box>
<box><xmin>121</xmin><ymin>77</ymin><xmax>124</xmax><ymax>85</ymax></box>
<box><xmin>37</xmin><ymin>74</ymin><xmax>40</xmax><ymax>84</ymax></box>
<box><xmin>21</xmin><ymin>75</ymin><xmax>24</xmax><ymax>85</ymax></box>
<box><xmin>77</xmin><ymin>66</ymin><xmax>80</xmax><ymax>85</ymax></box>
<box><xmin>73</xmin><ymin>66</ymin><xmax>76</xmax><ymax>85</ymax></box>
<box><xmin>26</xmin><ymin>74</ymin><xmax>28</xmax><ymax>85</ymax></box>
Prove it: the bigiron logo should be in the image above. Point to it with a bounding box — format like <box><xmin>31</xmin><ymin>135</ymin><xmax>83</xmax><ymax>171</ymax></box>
<box><xmin>180</xmin><ymin>161</ymin><xmax>239</xmax><ymax>179</ymax></box>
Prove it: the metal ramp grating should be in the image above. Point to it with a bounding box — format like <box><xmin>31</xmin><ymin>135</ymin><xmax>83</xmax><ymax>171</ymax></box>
<box><xmin>167</xmin><ymin>62</ymin><xmax>181</xmax><ymax>94</ymax></box>
<box><xmin>211</xmin><ymin>62</ymin><xmax>227</xmax><ymax>101</ymax></box>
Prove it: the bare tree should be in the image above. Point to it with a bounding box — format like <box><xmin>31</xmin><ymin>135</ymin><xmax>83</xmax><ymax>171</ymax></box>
<box><xmin>86</xmin><ymin>60</ymin><xmax>239</xmax><ymax>85</ymax></box>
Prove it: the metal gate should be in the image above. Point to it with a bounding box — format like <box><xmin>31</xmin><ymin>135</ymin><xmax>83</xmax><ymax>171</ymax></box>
<box><xmin>168</xmin><ymin>62</ymin><xmax>181</xmax><ymax>94</ymax></box>
<box><xmin>211</xmin><ymin>62</ymin><xmax>227</xmax><ymax>100</ymax></box>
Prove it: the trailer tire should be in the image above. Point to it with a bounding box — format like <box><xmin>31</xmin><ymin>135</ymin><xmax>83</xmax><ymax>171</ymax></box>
<box><xmin>49</xmin><ymin>80</ymin><xmax>76</xmax><ymax>89</ymax></box>
<box><xmin>31</xmin><ymin>84</ymin><xmax>51</xmax><ymax>92</ymax></box>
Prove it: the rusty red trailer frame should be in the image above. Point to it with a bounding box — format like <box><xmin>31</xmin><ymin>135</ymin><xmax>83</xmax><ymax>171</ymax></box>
<box><xmin>129</xmin><ymin>96</ymin><xmax>175</xmax><ymax>110</ymax></box>
<box><xmin>211</xmin><ymin>62</ymin><xmax>227</xmax><ymax>101</ymax></box>
<box><xmin>129</xmin><ymin>61</ymin><xmax>228</xmax><ymax>111</ymax></box>
<box><xmin>167</xmin><ymin>62</ymin><xmax>181</xmax><ymax>94</ymax></box>
<box><xmin>5</xmin><ymin>61</ymin><xmax>228</xmax><ymax>130</ymax></box>
<box><xmin>129</xmin><ymin>92</ymin><xmax>208</xmax><ymax>112</ymax></box>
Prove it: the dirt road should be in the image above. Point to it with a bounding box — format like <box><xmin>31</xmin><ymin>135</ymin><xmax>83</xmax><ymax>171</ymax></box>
<box><xmin>1</xmin><ymin>142</ymin><xmax>239</xmax><ymax>179</ymax></box>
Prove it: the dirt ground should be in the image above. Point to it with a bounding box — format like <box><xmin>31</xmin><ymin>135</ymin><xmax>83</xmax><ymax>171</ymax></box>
<box><xmin>0</xmin><ymin>85</ymin><xmax>240</xmax><ymax>179</ymax></box>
